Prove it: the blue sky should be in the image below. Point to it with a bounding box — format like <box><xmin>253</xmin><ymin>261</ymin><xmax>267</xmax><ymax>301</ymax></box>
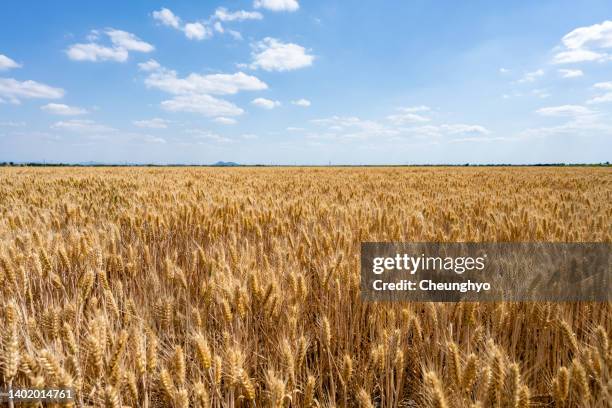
<box><xmin>1</xmin><ymin>0</ymin><xmax>611</xmax><ymax>164</ymax></box>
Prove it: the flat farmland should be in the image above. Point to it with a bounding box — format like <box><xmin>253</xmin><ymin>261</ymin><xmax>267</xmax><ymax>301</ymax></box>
<box><xmin>0</xmin><ymin>167</ymin><xmax>610</xmax><ymax>407</ymax></box>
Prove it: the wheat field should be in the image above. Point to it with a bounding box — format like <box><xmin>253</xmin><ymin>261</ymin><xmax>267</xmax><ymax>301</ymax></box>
<box><xmin>0</xmin><ymin>166</ymin><xmax>610</xmax><ymax>407</ymax></box>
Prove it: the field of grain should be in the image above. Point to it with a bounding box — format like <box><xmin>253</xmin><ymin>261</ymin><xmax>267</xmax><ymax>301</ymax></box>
<box><xmin>0</xmin><ymin>167</ymin><xmax>610</xmax><ymax>407</ymax></box>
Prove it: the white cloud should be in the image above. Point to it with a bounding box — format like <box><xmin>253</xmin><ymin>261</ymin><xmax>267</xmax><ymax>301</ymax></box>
<box><xmin>536</xmin><ymin>105</ymin><xmax>593</xmax><ymax>117</ymax></box>
<box><xmin>213</xmin><ymin>117</ymin><xmax>237</xmax><ymax>125</ymax></box>
<box><xmin>66</xmin><ymin>43</ymin><xmax>128</xmax><ymax>62</ymax></box>
<box><xmin>386</xmin><ymin>106</ymin><xmax>431</xmax><ymax>124</ymax></box>
<box><xmin>553</xmin><ymin>20</ymin><xmax>612</xmax><ymax>64</ymax></box>
<box><xmin>242</xmin><ymin>133</ymin><xmax>258</xmax><ymax>139</ymax></box>
<box><xmin>387</xmin><ymin>112</ymin><xmax>429</xmax><ymax>124</ymax></box>
<box><xmin>133</xmin><ymin>118</ymin><xmax>169</xmax><ymax>129</ymax></box>
<box><xmin>152</xmin><ymin>8</ymin><xmax>212</xmax><ymax>41</ymax></box>
<box><xmin>0</xmin><ymin>54</ymin><xmax>21</xmax><ymax>71</ymax></box>
<box><xmin>399</xmin><ymin>105</ymin><xmax>430</xmax><ymax>112</ymax></box>
<box><xmin>106</xmin><ymin>29</ymin><xmax>154</xmax><ymax>52</ymax></box>
<box><xmin>214</xmin><ymin>7</ymin><xmax>263</xmax><ymax>22</ymax></box>
<box><xmin>499</xmin><ymin>68</ymin><xmax>510</xmax><ymax>74</ymax></box>
<box><xmin>52</xmin><ymin>119</ymin><xmax>114</xmax><ymax>132</ymax></box>
<box><xmin>0</xmin><ymin>78</ymin><xmax>64</xmax><ymax>104</ymax></box>
<box><xmin>138</xmin><ymin>59</ymin><xmax>161</xmax><ymax>71</ymax></box>
<box><xmin>254</xmin><ymin>0</ymin><xmax>299</xmax><ymax>12</ymax></box>
<box><xmin>520</xmin><ymin>114</ymin><xmax>612</xmax><ymax>139</ymax></box>
<box><xmin>41</xmin><ymin>103</ymin><xmax>88</xmax><ymax>116</ymax></box>
<box><xmin>291</xmin><ymin>98</ymin><xmax>310</xmax><ymax>107</ymax></box>
<box><xmin>558</xmin><ymin>68</ymin><xmax>583</xmax><ymax>78</ymax></box>
<box><xmin>594</xmin><ymin>81</ymin><xmax>612</xmax><ymax>90</ymax></box>
<box><xmin>310</xmin><ymin>113</ymin><xmax>489</xmax><ymax>142</ymax></box>
<box><xmin>142</xmin><ymin>62</ymin><xmax>267</xmax><ymax>118</ymax></box>
<box><xmin>517</xmin><ymin>69</ymin><xmax>544</xmax><ymax>83</ymax></box>
<box><xmin>152</xmin><ymin>8</ymin><xmax>181</xmax><ymax>28</ymax></box>
<box><xmin>561</xmin><ymin>20</ymin><xmax>612</xmax><ymax>50</ymax></box>
<box><xmin>184</xmin><ymin>22</ymin><xmax>211</xmax><ymax>40</ymax></box>
<box><xmin>66</xmin><ymin>29</ymin><xmax>153</xmax><ymax>62</ymax></box>
<box><xmin>586</xmin><ymin>82</ymin><xmax>612</xmax><ymax>104</ymax></box>
<box><xmin>251</xmin><ymin>97</ymin><xmax>281</xmax><ymax>109</ymax></box>
<box><xmin>552</xmin><ymin>49</ymin><xmax>606</xmax><ymax>64</ymax></box>
<box><xmin>145</xmin><ymin>67</ymin><xmax>267</xmax><ymax>95</ymax></box>
<box><xmin>439</xmin><ymin>124</ymin><xmax>489</xmax><ymax>135</ymax></box>
<box><xmin>161</xmin><ymin>94</ymin><xmax>244</xmax><ymax>117</ymax></box>
<box><xmin>587</xmin><ymin>93</ymin><xmax>612</xmax><ymax>104</ymax></box>
<box><xmin>250</xmin><ymin>38</ymin><xmax>314</xmax><ymax>71</ymax></box>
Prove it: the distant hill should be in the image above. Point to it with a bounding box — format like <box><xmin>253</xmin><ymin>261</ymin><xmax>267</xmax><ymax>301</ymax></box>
<box><xmin>212</xmin><ymin>161</ymin><xmax>240</xmax><ymax>166</ymax></box>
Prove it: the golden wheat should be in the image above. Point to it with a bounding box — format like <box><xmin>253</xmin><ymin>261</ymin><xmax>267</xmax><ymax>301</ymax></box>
<box><xmin>0</xmin><ymin>166</ymin><xmax>610</xmax><ymax>407</ymax></box>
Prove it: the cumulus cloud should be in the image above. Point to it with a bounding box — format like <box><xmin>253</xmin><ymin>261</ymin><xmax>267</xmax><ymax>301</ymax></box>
<box><xmin>439</xmin><ymin>124</ymin><xmax>489</xmax><ymax>135</ymax></box>
<box><xmin>41</xmin><ymin>103</ymin><xmax>88</xmax><ymax>115</ymax></box>
<box><xmin>254</xmin><ymin>0</ymin><xmax>299</xmax><ymax>12</ymax></box>
<box><xmin>553</xmin><ymin>20</ymin><xmax>612</xmax><ymax>64</ymax></box>
<box><xmin>386</xmin><ymin>106</ymin><xmax>431</xmax><ymax>124</ymax></box>
<box><xmin>0</xmin><ymin>78</ymin><xmax>64</xmax><ymax>104</ymax></box>
<box><xmin>133</xmin><ymin>118</ymin><xmax>170</xmax><ymax>128</ymax></box>
<box><xmin>558</xmin><ymin>68</ymin><xmax>583</xmax><ymax>78</ymax></box>
<box><xmin>536</xmin><ymin>105</ymin><xmax>593</xmax><ymax>116</ymax></box>
<box><xmin>587</xmin><ymin>93</ymin><xmax>612</xmax><ymax>104</ymax></box>
<box><xmin>251</xmin><ymin>97</ymin><xmax>281</xmax><ymax>109</ymax></box>
<box><xmin>106</xmin><ymin>29</ymin><xmax>154</xmax><ymax>52</ymax></box>
<box><xmin>66</xmin><ymin>29</ymin><xmax>153</xmax><ymax>62</ymax></box>
<box><xmin>152</xmin><ymin>8</ymin><xmax>181</xmax><ymax>28</ymax></box>
<box><xmin>291</xmin><ymin>98</ymin><xmax>310</xmax><ymax>107</ymax></box>
<box><xmin>145</xmin><ymin>67</ymin><xmax>267</xmax><ymax>95</ymax></box>
<box><xmin>561</xmin><ymin>20</ymin><xmax>612</xmax><ymax>50</ymax></box>
<box><xmin>152</xmin><ymin>7</ymin><xmax>261</xmax><ymax>42</ymax></box>
<box><xmin>0</xmin><ymin>54</ymin><xmax>21</xmax><ymax>71</ymax></box>
<box><xmin>52</xmin><ymin>119</ymin><xmax>115</xmax><ymax>132</ymax></box>
<box><xmin>142</xmin><ymin>62</ymin><xmax>267</xmax><ymax>118</ymax></box>
<box><xmin>161</xmin><ymin>94</ymin><xmax>244</xmax><ymax>117</ymax></box>
<box><xmin>594</xmin><ymin>81</ymin><xmax>612</xmax><ymax>90</ymax></box>
<box><xmin>213</xmin><ymin>117</ymin><xmax>238</xmax><ymax>125</ymax></box>
<box><xmin>309</xmin><ymin>108</ymin><xmax>493</xmax><ymax>143</ymax></box>
<box><xmin>553</xmin><ymin>49</ymin><xmax>606</xmax><ymax>64</ymax></box>
<box><xmin>184</xmin><ymin>22</ymin><xmax>211</xmax><ymax>40</ymax></box>
<box><xmin>152</xmin><ymin>8</ymin><xmax>217</xmax><ymax>41</ymax></box>
<box><xmin>250</xmin><ymin>38</ymin><xmax>314</xmax><ymax>71</ymax></box>
<box><xmin>138</xmin><ymin>59</ymin><xmax>161</xmax><ymax>71</ymax></box>
<box><xmin>214</xmin><ymin>7</ymin><xmax>263</xmax><ymax>22</ymax></box>
<box><xmin>586</xmin><ymin>81</ymin><xmax>612</xmax><ymax>104</ymax></box>
<box><xmin>66</xmin><ymin>43</ymin><xmax>128</xmax><ymax>62</ymax></box>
